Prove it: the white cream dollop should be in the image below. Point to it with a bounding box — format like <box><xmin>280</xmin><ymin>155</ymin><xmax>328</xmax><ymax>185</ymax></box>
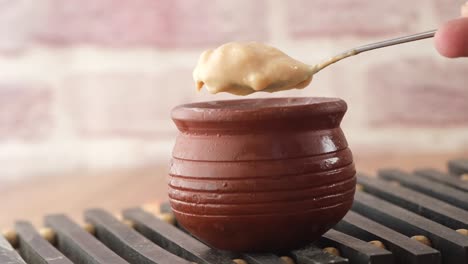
<box><xmin>193</xmin><ymin>42</ymin><xmax>314</xmax><ymax>96</ymax></box>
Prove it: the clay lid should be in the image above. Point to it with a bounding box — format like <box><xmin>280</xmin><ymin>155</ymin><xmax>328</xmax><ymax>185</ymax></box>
<box><xmin>172</xmin><ymin>97</ymin><xmax>347</xmax><ymax>133</ymax></box>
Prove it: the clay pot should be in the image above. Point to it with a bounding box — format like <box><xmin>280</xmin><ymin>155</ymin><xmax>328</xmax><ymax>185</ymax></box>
<box><xmin>169</xmin><ymin>97</ymin><xmax>355</xmax><ymax>252</ymax></box>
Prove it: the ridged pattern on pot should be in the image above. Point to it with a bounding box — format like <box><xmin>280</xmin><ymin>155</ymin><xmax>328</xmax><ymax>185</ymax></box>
<box><xmin>169</xmin><ymin>152</ymin><xmax>355</xmax><ymax>216</ymax></box>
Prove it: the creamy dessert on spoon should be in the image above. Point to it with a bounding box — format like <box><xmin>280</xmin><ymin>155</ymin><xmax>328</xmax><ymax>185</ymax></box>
<box><xmin>193</xmin><ymin>42</ymin><xmax>317</xmax><ymax>96</ymax></box>
<box><xmin>193</xmin><ymin>30</ymin><xmax>436</xmax><ymax>95</ymax></box>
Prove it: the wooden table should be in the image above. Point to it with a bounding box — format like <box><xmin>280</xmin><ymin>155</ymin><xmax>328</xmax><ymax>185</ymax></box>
<box><xmin>1</xmin><ymin>152</ymin><xmax>467</xmax><ymax>229</ymax></box>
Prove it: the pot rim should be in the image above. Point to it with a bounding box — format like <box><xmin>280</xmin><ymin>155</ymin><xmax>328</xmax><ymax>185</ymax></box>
<box><xmin>171</xmin><ymin>97</ymin><xmax>346</xmax><ymax>123</ymax></box>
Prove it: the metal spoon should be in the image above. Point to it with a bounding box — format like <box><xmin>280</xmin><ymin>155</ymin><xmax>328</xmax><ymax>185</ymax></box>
<box><xmin>312</xmin><ymin>29</ymin><xmax>437</xmax><ymax>73</ymax></box>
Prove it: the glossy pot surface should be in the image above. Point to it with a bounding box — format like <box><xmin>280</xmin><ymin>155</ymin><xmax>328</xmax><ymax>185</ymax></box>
<box><xmin>169</xmin><ymin>97</ymin><xmax>355</xmax><ymax>252</ymax></box>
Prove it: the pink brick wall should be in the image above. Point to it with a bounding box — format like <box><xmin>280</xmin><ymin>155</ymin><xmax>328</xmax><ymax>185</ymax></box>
<box><xmin>0</xmin><ymin>83</ymin><xmax>52</xmax><ymax>140</ymax></box>
<box><xmin>288</xmin><ymin>0</ymin><xmax>421</xmax><ymax>37</ymax></box>
<box><xmin>0</xmin><ymin>0</ymin><xmax>467</xmax><ymax>179</ymax></box>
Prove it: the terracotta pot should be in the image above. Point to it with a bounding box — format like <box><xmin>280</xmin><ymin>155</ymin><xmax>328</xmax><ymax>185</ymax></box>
<box><xmin>169</xmin><ymin>97</ymin><xmax>356</xmax><ymax>252</ymax></box>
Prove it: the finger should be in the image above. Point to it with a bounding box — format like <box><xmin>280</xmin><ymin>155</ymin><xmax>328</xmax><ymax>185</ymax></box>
<box><xmin>434</xmin><ymin>17</ymin><xmax>468</xmax><ymax>58</ymax></box>
<box><xmin>462</xmin><ymin>2</ymin><xmax>468</xmax><ymax>17</ymax></box>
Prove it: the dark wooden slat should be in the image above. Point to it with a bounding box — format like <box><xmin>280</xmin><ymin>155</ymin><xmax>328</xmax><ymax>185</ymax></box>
<box><xmin>159</xmin><ymin>203</ymin><xmax>172</xmax><ymax>214</ymax></box>
<box><xmin>290</xmin><ymin>244</ymin><xmax>349</xmax><ymax>264</ymax></box>
<box><xmin>45</xmin><ymin>214</ymin><xmax>129</xmax><ymax>264</ymax></box>
<box><xmin>85</xmin><ymin>209</ymin><xmax>191</xmax><ymax>264</ymax></box>
<box><xmin>0</xmin><ymin>233</ymin><xmax>26</xmax><ymax>263</ymax></box>
<box><xmin>318</xmin><ymin>229</ymin><xmax>394</xmax><ymax>264</ymax></box>
<box><xmin>15</xmin><ymin>221</ymin><xmax>73</xmax><ymax>264</ymax></box>
<box><xmin>414</xmin><ymin>169</ymin><xmax>468</xmax><ymax>192</ymax></box>
<box><xmin>448</xmin><ymin>159</ymin><xmax>468</xmax><ymax>176</ymax></box>
<box><xmin>378</xmin><ymin>169</ymin><xmax>468</xmax><ymax>211</ymax></box>
<box><xmin>358</xmin><ymin>174</ymin><xmax>468</xmax><ymax>230</ymax></box>
<box><xmin>122</xmin><ymin>208</ymin><xmax>235</xmax><ymax>264</ymax></box>
<box><xmin>242</xmin><ymin>253</ymin><xmax>284</xmax><ymax>264</ymax></box>
<box><xmin>353</xmin><ymin>192</ymin><xmax>468</xmax><ymax>264</ymax></box>
<box><xmin>335</xmin><ymin>211</ymin><xmax>440</xmax><ymax>264</ymax></box>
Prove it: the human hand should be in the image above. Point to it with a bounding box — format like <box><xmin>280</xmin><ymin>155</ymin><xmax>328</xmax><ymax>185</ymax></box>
<box><xmin>434</xmin><ymin>2</ymin><xmax>468</xmax><ymax>58</ymax></box>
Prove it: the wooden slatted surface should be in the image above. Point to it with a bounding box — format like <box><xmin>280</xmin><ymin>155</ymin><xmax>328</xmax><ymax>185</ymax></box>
<box><xmin>1</xmin><ymin>158</ymin><xmax>467</xmax><ymax>264</ymax></box>
<box><xmin>378</xmin><ymin>169</ymin><xmax>468</xmax><ymax>211</ymax></box>
<box><xmin>122</xmin><ymin>208</ymin><xmax>235</xmax><ymax>264</ymax></box>
<box><xmin>448</xmin><ymin>159</ymin><xmax>468</xmax><ymax>176</ymax></box>
<box><xmin>357</xmin><ymin>174</ymin><xmax>468</xmax><ymax>230</ymax></box>
<box><xmin>353</xmin><ymin>192</ymin><xmax>468</xmax><ymax>264</ymax></box>
<box><xmin>0</xmin><ymin>232</ymin><xmax>26</xmax><ymax>264</ymax></box>
<box><xmin>15</xmin><ymin>221</ymin><xmax>73</xmax><ymax>264</ymax></box>
<box><xmin>318</xmin><ymin>229</ymin><xmax>393</xmax><ymax>264</ymax></box>
<box><xmin>241</xmin><ymin>254</ymin><xmax>286</xmax><ymax>264</ymax></box>
<box><xmin>336</xmin><ymin>211</ymin><xmax>440</xmax><ymax>264</ymax></box>
<box><xmin>45</xmin><ymin>214</ymin><xmax>129</xmax><ymax>264</ymax></box>
<box><xmin>85</xmin><ymin>209</ymin><xmax>191</xmax><ymax>264</ymax></box>
<box><xmin>414</xmin><ymin>169</ymin><xmax>468</xmax><ymax>192</ymax></box>
<box><xmin>289</xmin><ymin>245</ymin><xmax>349</xmax><ymax>264</ymax></box>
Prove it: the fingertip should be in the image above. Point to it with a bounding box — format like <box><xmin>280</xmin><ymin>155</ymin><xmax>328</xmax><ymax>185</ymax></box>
<box><xmin>435</xmin><ymin>27</ymin><xmax>459</xmax><ymax>58</ymax></box>
<box><xmin>435</xmin><ymin>18</ymin><xmax>468</xmax><ymax>58</ymax></box>
<box><xmin>435</xmin><ymin>28</ymin><xmax>456</xmax><ymax>58</ymax></box>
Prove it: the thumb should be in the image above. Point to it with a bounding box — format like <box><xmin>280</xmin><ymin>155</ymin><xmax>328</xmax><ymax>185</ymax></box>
<box><xmin>434</xmin><ymin>17</ymin><xmax>468</xmax><ymax>58</ymax></box>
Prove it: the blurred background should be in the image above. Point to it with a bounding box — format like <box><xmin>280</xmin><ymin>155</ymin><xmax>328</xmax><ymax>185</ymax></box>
<box><xmin>1</xmin><ymin>0</ymin><xmax>467</xmax><ymax>226</ymax></box>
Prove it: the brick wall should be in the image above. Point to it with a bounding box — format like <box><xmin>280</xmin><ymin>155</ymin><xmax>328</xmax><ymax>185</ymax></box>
<box><xmin>1</xmin><ymin>0</ymin><xmax>467</xmax><ymax>179</ymax></box>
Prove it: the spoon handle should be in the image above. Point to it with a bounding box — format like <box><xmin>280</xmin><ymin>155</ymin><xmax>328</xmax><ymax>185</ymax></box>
<box><xmin>352</xmin><ymin>29</ymin><xmax>437</xmax><ymax>54</ymax></box>
<box><xmin>313</xmin><ymin>29</ymin><xmax>437</xmax><ymax>73</ymax></box>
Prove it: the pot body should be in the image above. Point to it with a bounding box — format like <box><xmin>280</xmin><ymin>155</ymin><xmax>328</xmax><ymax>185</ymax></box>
<box><xmin>169</xmin><ymin>97</ymin><xmax>355</xmax><ymax>252</ymax></box>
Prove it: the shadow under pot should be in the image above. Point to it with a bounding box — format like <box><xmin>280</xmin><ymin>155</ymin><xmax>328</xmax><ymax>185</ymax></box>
<box><xmin>169</xmin><ymin>97</ymin><xmax>356</xmax><ymax>252</ymax></box>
